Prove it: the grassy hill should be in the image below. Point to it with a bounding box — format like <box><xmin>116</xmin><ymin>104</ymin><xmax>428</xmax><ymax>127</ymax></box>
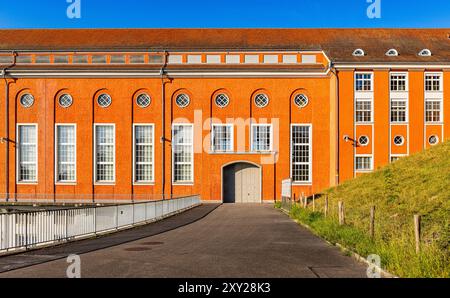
<box><xmin>284</xmin><ymin>141</ymin><xmax>450</xmax><ymax>277</ymax></box>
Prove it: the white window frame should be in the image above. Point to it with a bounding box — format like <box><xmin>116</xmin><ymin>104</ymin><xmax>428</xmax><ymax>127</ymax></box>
<box><xmin>355</xmin><ymin>99</ymin><xmax>373</xmax><ymax>123</ymax></box>
<box><xmin>424</xmin><ymin>72</ymin><xmax>443</xmax><ymax>92</ymax></box>
<box><xmin>355</xmin><ymin>155</ymin><xmax>373</xmax><ymax>172</ymax></box>
<box><xmin>211</xmin><ymin>124</ymin><xmax>234</xmax><ymax>152</ymax></box>
<box><xmin>93</xmin><ymin>123</ymin><xmax>116</xmax><ymax>184</ymax></box>
<box><xmin>390</xmin><ymin>72</ymin><xmax>408</xmax><ymax>92</ymax></box>
<box><xmin>172</xmin><ymin>123</ymin><xmax>194</xmax><ymax>184</ymax></box>
<box><xmin>16</xmin><ymin>123</ymin><xmax>38</xmax><ymax>184</ymax></box>
<box><xmin>425</xmin><ymin>99</ymin><xmax>443</xmax><ymax>123</ymax></box>
<box><xmin>250</xmin><ymin>123</ymin><xmax>273</xmax><ymax>152</ymax></box>
<box><xmin>133</xmin><ymin>124</ymin><xmax>155</xmax><ymax>184</ymax></box>
<box><xmin>355</xmin><ymin>72</ymin><xmax>373</xmax><ymax>92</ymax></box>
<box><xmin>390</xmin><ymin>98</ymin><xmax>408</xmax><ymax>123</ymax></box>
<box><xmin>55</xmin><ymin>124</ymin><xmax>77</xmax><ymax>184</ymax></box>
<box><xmin>390</xmin><ymin>154</ymin><xmax>406</xmax><ymax>163</ymax></box>
<box><xmin>290</xmin><ymin>124</ymin><xmax>312</xmax><ymax>184</ymax></box>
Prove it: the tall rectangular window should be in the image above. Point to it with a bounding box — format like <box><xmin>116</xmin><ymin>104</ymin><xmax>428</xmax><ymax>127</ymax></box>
<box><xmin>291</xmin><ymin>125</ymin><xmax>312</xmax><ymax>183</ymax></box>
<box><xmin>391</xmin><ymin>99</ymin><xmax>407</xmax><ymax>122</ymax></box>
<box><xmin>425</xmin><ymin>99</ymin><xmax>442</xmax><ymax>122</ymax></box>
<box><xmin>390</xmin><ymin>74</ymin><xmax>407</xmax><ymax>91</ymax></box>
<box><xmin>133</xmin><ymin>124</ymin><xmax>154</xmax><ymax>183</ymax></box>
<box><xmin>17</xmin><ymin>124</ymin><xmax>37</xmax><ymax>182</ymax></box>
<box><xmin>355</xmin><ymin>73</ymin><xmax>372</xmax><ymax>91</ymax></box>
<box><xmin>94</xmin><ymin>124</ymin><xmax>115</xmax><ymax>183</ymax></box>
<box><xmin>56</xmin><ymin>124</ymin><xmax>76</xmax><ymax>183</ymax></box>
<box><xmin>355</xmin><ymin>99</ymin><xmax>372</xmax><ymax>122</ymax></box>
<box><xmin>211</xmin><ymin>124</ymin><xmax>233</xmax><ymax>152</ymax></box>
<box><xmin>173</xmin><ymin>124</ymin><xmax>193</xmax><ymax>183</ymax></box>
<box><xmin>425</xmin><ymin>74</ymin><xmax>442</xmax><ymax>91</ymax></box>
<box><xmin>355</xmin><ymin>156</ymin><xmax>372</xmax><ymax>171</ymax></box>
<box><xmin>251</xmin><ymin>124</ymin><xmax>272</xmax><ymax>152</ymax></box>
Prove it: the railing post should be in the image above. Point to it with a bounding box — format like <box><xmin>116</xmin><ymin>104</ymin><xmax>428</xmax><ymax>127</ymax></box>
<box><xmin>93</xmin><ymin>207</ymin><xmax>97</xmax><ymax>235</ymax></box>
<box><xmin>65</xmin><ymin>209</ymin><xmax>68</xmax><ymax>240</ymax></box>
<box><xmin>312</xmin><ymin>194</ymin><xmax>315</xmax><ymax>211</ymax></box>
<box><xmin>370</xmin><ymin>206</ymin><xmax>375</xmax><ymax>240</ymax></box>
<box><xmin>338</xmin><ymin>201</ymin><xmax>345</xmax><ymax>225</ymax></box>
<box><xmin>25</xmin><ymin>212</ymin><xmax>28</xmax><ymax>250</ymax></box>
<box><xmin>414</xmin><ymin>214</ymin><xmax>421</xmax><ymax>254</ymax></box>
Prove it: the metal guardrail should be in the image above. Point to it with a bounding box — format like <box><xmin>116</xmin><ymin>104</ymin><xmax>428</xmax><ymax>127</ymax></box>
<box><xmin>0</xmin><ymin>195</ymin><xmax>200</xmax><ymax>254</ymax></box>
<box><xmin>0</xmin><ymin>193</ymin><xmax>188</xmax><ymax>204</ymax></box>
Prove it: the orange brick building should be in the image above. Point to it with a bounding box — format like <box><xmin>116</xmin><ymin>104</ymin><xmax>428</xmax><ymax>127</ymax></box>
<box><xmin>0</xmin><ymin>29</ymin><xmax>448</xmax><ymax>202</ymax></box>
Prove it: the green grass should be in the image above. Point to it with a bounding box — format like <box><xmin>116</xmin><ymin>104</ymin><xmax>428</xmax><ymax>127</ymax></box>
<box><xmin>280</xmin><ymin>141</ymin><xmax>450</xmax><ymax>278</ymax></box>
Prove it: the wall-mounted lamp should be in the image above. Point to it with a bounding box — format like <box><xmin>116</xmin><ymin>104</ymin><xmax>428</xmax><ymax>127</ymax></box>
<box><xmin>343</xmin><ymin>135</ymin><xmax>350</xmax><ymax>142</ymax></box>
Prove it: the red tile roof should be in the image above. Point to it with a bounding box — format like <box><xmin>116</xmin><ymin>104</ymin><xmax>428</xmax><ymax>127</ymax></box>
<box><xmin>0</xmin><ymin>28</ymin><xmax>448</xmax><ymax>63</ymax></box>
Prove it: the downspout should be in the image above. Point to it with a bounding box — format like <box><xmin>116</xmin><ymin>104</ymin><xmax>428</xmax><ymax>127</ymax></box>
<box><xmin>329</xmin><ymin>64</ymin><xmax>340</xmax><ymax>186</ymax></box>
<box><xmin>2</xmin><ymin>51</ymin><xmax>17</xmax><ymax>201</ymax></box>
<box><xmin>160</xmin><ymin>51</ymin><xmax>168</xmax><ymax>200</ymax></box>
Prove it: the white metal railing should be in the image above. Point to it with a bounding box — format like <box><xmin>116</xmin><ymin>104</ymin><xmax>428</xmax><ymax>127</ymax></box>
<box><xmin>0</xmin><ymin>195</ymin><xmax>200</xmax><ymax>254</ymax></box>
<box><xmin>0</xmin><ymin>193</ymin><xmax>188</xmax><ymax>204</ymax></box>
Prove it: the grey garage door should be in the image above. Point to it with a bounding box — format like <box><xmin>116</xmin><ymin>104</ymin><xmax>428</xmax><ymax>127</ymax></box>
<box><xmin>223</xmin><ymin>162</ymin><xmax>261</xmax><ymax>203</ymax></box>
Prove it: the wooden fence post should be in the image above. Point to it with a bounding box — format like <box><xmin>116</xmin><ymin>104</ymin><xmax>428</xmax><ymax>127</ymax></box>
<box><xmin>324</xmin><ymin>195</ymin><xmax>328</xmax><ymax>217</ymax></box>
<box><xmin>370</xmin><ymin>206</ymin><xmax>375</xmax><ymax>240</ymax></box>
<box><xmin>414</xmin><ymin>215</ymin><xmax>421</xmax><ymax>254</ymax></box>
<box><xmin>312</xmin><ymin>194</ymin><xmax>315</xmax><ymax>211</ymax></box>
<box><xmin>338</xmin><ymin>201</ymin><xmax>345</xmax><ymax>225</ymax></box>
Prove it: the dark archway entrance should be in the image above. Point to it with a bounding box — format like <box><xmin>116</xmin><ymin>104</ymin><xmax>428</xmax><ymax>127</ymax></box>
<box><xmin>222</xmin><ymin>162</ymin><xmax>261</xmax><ymax>203</ymax></box>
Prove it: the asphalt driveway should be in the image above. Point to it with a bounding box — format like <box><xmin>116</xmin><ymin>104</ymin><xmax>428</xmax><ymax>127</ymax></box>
<box><xmin>0</xmin><ymin>204</ymin><xmax>366</xmax><ymax>278</ymax></box>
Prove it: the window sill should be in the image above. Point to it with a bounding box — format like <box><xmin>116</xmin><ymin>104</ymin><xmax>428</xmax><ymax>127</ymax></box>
<box><xmin>94</xmin><ymin>182</ymin><xmax>116</xmax><ymax>186</ymax></box>
<box><xmin>16</xmin><ymin>182</ymin><xmax>38</xmax><ymax>185</ymax></box>
<box><xmin>292</xmin><ymin>182</ymin><xmax>312</xmax><ymax>186</ymax></box>
<box><xmin>133</xmin><ymin>182</ymin><xmax>155</xmax><ymax>186</ymax></box>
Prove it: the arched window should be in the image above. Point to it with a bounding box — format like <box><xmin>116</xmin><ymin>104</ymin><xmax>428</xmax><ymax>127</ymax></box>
<box><xmin>294</xmin><ymin>94</ymin><xmax>309</xmax><ymax>108</ymax></box>
<box><xmin>58</xmin><ymin>94</ymin><xmax>73</xmax><ymax>108</ymax></box>
<box><xmin>214</xmin><ymin>93</ymin><xmax>230</xmax><ymax>108</ymax></box>
<box><xmin>175</xmin><ymin>93</ymin><xmax>190</xmax><ymax>108</ymax></box>
<box><xmin>386</xmin><ymin>49</ymin><xmax>399</xmax><ymax>57</ymax></box>
<box><xmin>418</xmin><ymin>49</ymin><xmax>432</xmax><ymax>57</ymax></box>
<box><xmin>352</xmin><ymin>49</ymin><xmax>365</xmax><ymax>57</ymax></box>
<box><xmin>254</xmin><ymin>93</ymin><xmax>269</xmax><ymax>108</ymax></box>
<box><xmin>20</xmin><ymin>93</ymin><xmax>35</xmax><ymax>108</ymax></box>
<box><xmin>136</xmin><ymin>93</ymin><xmax>151</xmax><ymax>108</ymax></box>
<box><xmin>97</xmin><ymin>93</ymin><xmax>112</xmax><ymax>108</ymax></box>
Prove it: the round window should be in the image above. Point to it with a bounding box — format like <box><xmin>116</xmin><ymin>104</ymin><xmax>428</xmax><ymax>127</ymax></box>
<box><xmin>97</xmin><ymin>93</ymin><xmax>112</xmax><ymax>108</ymax></box>
<box><xmin>254</xmin><ymin>94</ymin><xmax>269</xmax><ymax>108</ymax></box>
<box><xmin>175</xmin><ymin>94</ymin><xmax>190</xmax><ymax>108</ymax></box>
<box><xmin>215</xmin><ymin>94</ymin><xmax>230</xmax><ymax>108</ymax></box>
<box><xmin>393</xmin><ymin>135</ymin><xmax>404</xmax><ymax>146</ymax></box>
<box><xmin>358</xmin><ymin>135</ymin><xmax>369</xmax><ymax>146</ymax></box>
<box><xmin>428</xmin><ymin>135</ymin><xmax>439</xmax><ymax>145</ymax></box>
<box><xmin>20</xmin><ymin>94</ymin><xmax>35</xmax><ymax>108</ymax></box>
<box><xmin>294</xmin><ymin>94</ymin><xmax>309</xmax><ymax>108</ymax></box>
<box><xmin>58</xmin><ymin>94</ymin><xmax>73</xmax><ymax>108</ymax></box>
<box><xmin>136</xmin><ymin>93</ymin><xmax>151</xmax><ymax>108</ymax></box>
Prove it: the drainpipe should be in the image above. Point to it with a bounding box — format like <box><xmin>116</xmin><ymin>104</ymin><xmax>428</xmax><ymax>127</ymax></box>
<box><xmin>160</xmin><ymin>51</ymin><xmax>168</xmax><ymax>200</ymax></box>
<box><xmin>329</xmin><ymin>65</ymin><xmax>340</xmax><ymax>186</ymax></box>
<box><xmin>2</xmin><ymin>51</ymin><xmax>17</xmax><ymax>202</ymax></box>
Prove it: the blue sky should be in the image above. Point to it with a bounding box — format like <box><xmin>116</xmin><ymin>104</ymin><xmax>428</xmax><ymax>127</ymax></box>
<box><xmin>0</xmin><ymin>0</ymin><xmax>449</xmax><ymax>28</ymax></box>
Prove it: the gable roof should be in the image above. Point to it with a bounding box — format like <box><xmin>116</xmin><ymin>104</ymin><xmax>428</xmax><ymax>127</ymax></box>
<box><xmin>0</xmin><ymin>28</ymin><xmax>448</xmax><ymax>63</ymax></box>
